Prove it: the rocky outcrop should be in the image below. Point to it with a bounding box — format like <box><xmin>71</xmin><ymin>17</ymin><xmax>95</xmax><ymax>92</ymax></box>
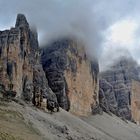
<box><xmin>131</xmin><ymin>80</ymin><xmax>140</xmax><ymax>124</ymax></box>
<box><xmin>99</xmin><ymin>79</ymin><xmax>117</xmax><ymax>114</ymax></box>
<box><xmin>32</xmin><ymin>64</ymin><xmax>58</xmax><ymax>107</ymax></box>
<box><xmin>0</xmin><ymin>14</ymin><xmax>33</xmax><ymax>98</ymax></box>
<box><xmin>0</xmin><ymin>14</ymin><xmax>99</xmax><ymax>116</ymax></box>
<box><xmin>41</xmin><ymin>39</ymin><xmax>99</xmax><ymax>116</ymax></box>
<box><xmin>100</xmin><ymin>57</ymin><xmax>140</xmax><ymax>120</ymax></box>
<box><xmin>0</xmin><ymin>14</ymin><xmax>57</xmax><ymax>109</ymax></box>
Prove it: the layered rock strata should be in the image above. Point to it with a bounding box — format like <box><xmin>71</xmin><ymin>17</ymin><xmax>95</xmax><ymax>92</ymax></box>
<box><xmin>131</xmin><ymin>80</ymin><xmax>140</xmax><ymax>124</ymax></box>
<box><xmin>0</xmin><ymin>14</ymin><xmax>99</xmax><ymax>116</ymax></box>
<box><xmin>0</xmin><ymin>14</ymin><xmax>57</xmax><ymax>108</ymax></box>
<box><xmin>41</xmin><ymin>39</ymin><xmax>99</xmax><ymax>116</ymax></box>
<box><xmin>100</xmin><ymin>57</ymin><xmax>140</xmax><ymax>120</ymax></box>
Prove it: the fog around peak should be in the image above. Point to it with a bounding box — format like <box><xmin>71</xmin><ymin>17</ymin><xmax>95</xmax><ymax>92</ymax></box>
<box><xmin>0</xmin><ymin>0</ymin><xmax>140</xmax><ymax>70</ymax></box>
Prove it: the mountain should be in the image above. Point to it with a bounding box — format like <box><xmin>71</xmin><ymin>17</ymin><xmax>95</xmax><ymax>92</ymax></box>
<box><xmin>41</xmin><ymin>39</ymin><xmax>99</xmax><ymax>116</ymax></box>
<box><xmin>99</xmin><ymin>57</ymin><xmax>140</xmax><ymax>121</ymax></box>
<box><xmin>1</xmin><ymin>14</ymin><xmax>140</xmax><ymax>140</ymax></box>
<box><xmin>0</xmin><ymin>14</ymin><xmax>100</xmax><ymax>115</ymax></box>
<box><xmin>0</xmin><ymin>14</ymin><xmax>57</xmax><ymax>108</ymax></box>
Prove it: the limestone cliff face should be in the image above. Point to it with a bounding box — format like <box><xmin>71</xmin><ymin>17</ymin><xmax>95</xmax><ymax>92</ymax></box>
<box><xmin>41</xmin><ymin>39</ymin><xmax>99</xmax><ymax>116</ymax></box>
<box><xmin>0</xmin><ymin>14</ymin><xmax>33</xmax><ymax>97</ymax></box>
<box><xmin>0</xmin><ymin>14</ymin><xmax>99</xmax><ymax>116</ymax></box>
<box><xmin>0</xmin><ymin>14</ymin><xmax>57</xmax><ymax>105</ymax></box>
<box><xmin>64</xmin><ymin>42</ymin><xmax>99</xmax><ymax>116</ymax></box>
<box><xmin>100</xmin><ymin>57</ymin><xmax>140</xmax><ymax>120</ymax></box>
<box><xmin>131</xmin><ymin>80</ymin><xmax>140</xmax><ymax>124</ymax></box>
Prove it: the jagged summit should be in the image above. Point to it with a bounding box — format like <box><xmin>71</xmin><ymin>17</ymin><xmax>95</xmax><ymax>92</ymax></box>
<box><xmin>0</xmin><ymin>13</ymin><xmax>58</xmax><ymax>109</ymax></box>
<box><xmin>0</xmin><ymin>14</ymin><xmax>100</xmax><ymax>116</ymax></box>
<box><xmin>100</xmin><ymin>57</ymin><xmax>140</xmax><ymax>120</ymax></box>
<box><xmin>15</xmin><ymin>14</ymin><xmax>29</xmax><ymax>28</ymax></box>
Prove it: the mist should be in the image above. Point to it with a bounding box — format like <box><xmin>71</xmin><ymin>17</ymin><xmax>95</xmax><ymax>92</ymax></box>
<box><xmin>0</xmin><ymin>0</ymin><xmax>140</xmax><ymax>70</ymax></box>
<box><xmin>0</xmin><ymin>0</ymin><xmax>103</xmax><ymax>58</ymax></box>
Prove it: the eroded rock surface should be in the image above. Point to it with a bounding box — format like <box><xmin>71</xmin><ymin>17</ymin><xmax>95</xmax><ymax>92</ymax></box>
<box><xmin>131</xmin><ymin>80</ymin><xmax>140</xmax><ymax>124</ymax></box>
<box><xmin>100</xmin><ymin>57</ymin><xmax>140</xmax><ymax>120</ymax></box>
<box><xmin>0</xmin><ymin>14</ymin><xmax>33</xmax><ymax>98</ymax></box>
<box><xmin>41</xmin><ymin>39</ymin><xmax>99</xmax><ymax>116</ymax></box>
<box><xmin>0</xmin><ymin>14</ymin><xmax>57</xmax><ymax>108</ymax></box>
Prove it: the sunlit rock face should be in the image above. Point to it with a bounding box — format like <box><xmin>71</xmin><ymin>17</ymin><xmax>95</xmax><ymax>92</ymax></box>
<box><xmin>0</xmin><ymin>14</ymin><xmax>98</xmax><ymax>115</ymax></box>
<box><xmin>0</xmin><ymin>14</ymin><xmax>57</xmax><ymax>105</ymax></box>
<box><xmin>0</xmin><ymin>14</ymin><xmax>33</xmax><ymax>97</ymax></box>
<box><xmin>100</xmin><ymin>57</ymin><xmax>140</xmax><ymax>120</ymax></box>
<box><xmin>131</xmin><ymin>80</ymin><xmax>140</xmax><ymax>124</ymax></box>
<box><xmin>41</xmin><ymin>39</ymin><xmax>99</xmax><ymax>116</ymax></box>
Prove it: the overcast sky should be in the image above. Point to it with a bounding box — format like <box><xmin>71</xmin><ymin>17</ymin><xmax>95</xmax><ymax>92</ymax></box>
<box><xmin>0</xmin><ymin>0</ymin><xmax>140</xmax><ymax>70</ymax></box>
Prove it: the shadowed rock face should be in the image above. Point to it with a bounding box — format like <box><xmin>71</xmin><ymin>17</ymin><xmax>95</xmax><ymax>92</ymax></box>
<box><xmin>32</xmin><ymin>64</ymin><xmax>58</xmax><ymax>105</ymax></box>
<box><xmin>0</xmin><ymin>14</ymin><xmax>57</xmax><ymax>106</ymax></box>
<box><xmin>99</xmin><ymin>79</ymin><xmax>118</xmax><ymax>114</ymax></box>
<box><xmin>15</xmin><ymin>14</ymin><xmax>29</xmax><ymax>28</ymax></box>
<box><xmin>100</xmin><ymin>57</ymin><xmax>140</xmax><ymax>120</ymax></box>
<box><xmin>41</xmin><ymin>40</ymin><xmax>70</xmax><ymax>111</ymax></box>
<box><xmin>41</xmin><ymin>39</ymin><xmax>99</xmax><ymax>116</ymax></box>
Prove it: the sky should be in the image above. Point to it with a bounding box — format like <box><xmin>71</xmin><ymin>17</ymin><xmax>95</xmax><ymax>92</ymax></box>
<box><xmin>0</xmin><ymin>0</ymin><xmax>140</xmax><ymax>71</ymax></box>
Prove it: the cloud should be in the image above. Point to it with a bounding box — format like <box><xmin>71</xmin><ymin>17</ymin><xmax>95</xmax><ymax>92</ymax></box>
<box><xmin>108</xmin><ymin>19</ymin><xmax>138</xmax><ymax>46</ymax></box>
<box><xmin>99</xmin><ymin>17</ymin><xmax>140</xmax><ymax>71</ymax></box>
<box><xmin>0</xmin><ymin>0</ymin><xmax>140</xmax><ymax>69</ymax></box>
<box><xmin>99</xmin><ymin>43</ymin><xmax>132</xmax><ymax>71</ymax></box>
<box><xmin>0</xmin><ymin>0</ymin><xmax>102</xmax><ymax>58</ymax></box>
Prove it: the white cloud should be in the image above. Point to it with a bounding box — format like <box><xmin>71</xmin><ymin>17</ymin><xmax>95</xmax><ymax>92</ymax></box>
<box><xmin>1</xmin><ymin>0</ymin><xmax>140</xmax><ymax>70</ymax></box>
<box><xmin>108</xmin><ymin>19</ymin><xmax>138</xmax><ymax>46</ymax></box>
<box><xmin>100</xmin><ymin>18</ymin><xmax>140</xmax><ymax>71</ymax></box>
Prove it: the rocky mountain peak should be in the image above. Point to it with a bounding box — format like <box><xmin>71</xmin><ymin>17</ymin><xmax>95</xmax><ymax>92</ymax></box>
<box><xmin>41</xmin><ymin>39</ymin><xmax>99</xmax><ymax>116</ymax></box>
<box><xmin>0</xmin><ymin>14</ymin><xmax>58</xmax><ymax>111</ymax></box>
<box><xmin>0</xmin><ymin>14</ymin><xmax>100</xmax><ymax>116</ymax></box>
<box><xmin>100</xmin><ymin>56</ymin><xmax>140</xmax><ymax>120</ymax></box>
<box><xmin>15</xmin><ymin>14</ymin><xmax>29</xmax><ymax>28</ymax></box>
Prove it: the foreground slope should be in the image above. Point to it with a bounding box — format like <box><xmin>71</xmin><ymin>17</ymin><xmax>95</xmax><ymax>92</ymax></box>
<box><xmin>82</xmin><ymin>113</ymin><xmax>140</xmax><ymax>140</ymax></box>
<box><xmin>0</xmin><ymin>100</ymin><xmax>140</xmax><ymax>140</ymax></box>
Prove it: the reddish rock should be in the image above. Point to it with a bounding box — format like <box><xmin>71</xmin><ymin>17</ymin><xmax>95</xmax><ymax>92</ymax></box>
<box><xmin>0</xmin><ymin>14</ymin><xmax>58</xmax><ymax>108</ymax></box>
<box><xmin>41</xmin><ymin>39</ymin><xmax>99</xmax><ymax>116</ymax></box>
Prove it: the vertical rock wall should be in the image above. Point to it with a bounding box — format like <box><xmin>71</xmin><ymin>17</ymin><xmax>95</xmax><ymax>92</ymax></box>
<box><xmin>0</xmin><ymin>14</ymin><xmax>99</xmax><ymax>116</ymax></box>
<box><xmin>64</xmin><ymin>42</ymin><xmax>99</xmax><ymax>116</ymax></box>
<box><xmin>100</xmin><ymin>57</ymin><xmax>140</xmax><ymax>120</ymax></box>
<box><xmin>0</xmin><ymin>14</ymin><xmax>33</xmax><ymax>97</ymax></box>
<box><xmin>41</xmin><ymin>39</ymin><xmax>99</xmax><ymax>116</ymax></box>
<box><xmin>131</xmin><ymin>80</ymin><xmax>140</xmax><ymax>124</ymax></box>
<box><xmin>0</xmin><ymin>14</ymin><xmax>57</xmax><ymax>106</ymax></box>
